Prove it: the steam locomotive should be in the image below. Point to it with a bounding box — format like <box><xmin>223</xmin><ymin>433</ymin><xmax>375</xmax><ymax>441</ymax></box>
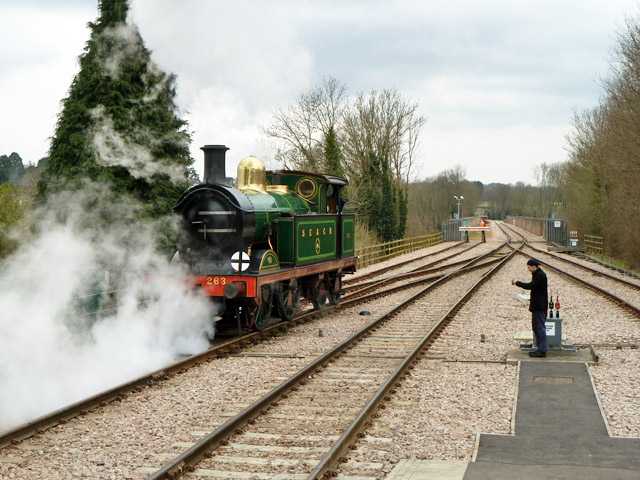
<box><xmin>172</xmin><ymin>145</ymin><xmax>357</xmax><ymax>332</ymax></box>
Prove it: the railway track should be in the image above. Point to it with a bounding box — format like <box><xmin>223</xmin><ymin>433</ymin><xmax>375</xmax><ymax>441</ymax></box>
<box><xmin>500</xmin><ymin>222</ymin><xmax>640</xmax><ymax>288</ymax></box>
<box><xmin>0</xmin><ymin>228</ymin><xmax>544</xmax><ymax>448</ymax></box>
<box><xmin>0</xmin><ymin>235</ymin><xmax>521</xmax><ymax>478</ymax></box>
<box><xmin>572</xmin><ymin>251</ymin><xmax>640</xmax><ymax>280</ymax></box>
<box><xmin>0</xmin><ymin>240</ymin><xmax>506</xmax><ymax>450</ymax></box>
<box><xmin>343</xmin><ymin>243</ymin><xmax>509</xmax><ymax>301</ymax></box>
<box><xmin>498</xmin><ymin>221</ymin><xmax>640</xmax><ymax>316</ymax></box>
<box><xmin>146</xmin><ymin>244</ymin><xmax>520</xmax><ymax>479</ymax></box>
<box><xmin>3</xmin><ymin>223</ymin><xmax>638</xmax><ymax>478</ymax></box>
<box><xmin>344</xmin><ymin>241</ymin><xmax>478</xmax><ymax>285</ymax></box>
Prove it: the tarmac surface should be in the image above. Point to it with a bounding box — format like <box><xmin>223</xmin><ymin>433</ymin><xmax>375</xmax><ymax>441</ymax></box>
<box><xmin>387</xmin><ymin>349</ymin><xmax>640</xmax><ymax>480</ymax></box>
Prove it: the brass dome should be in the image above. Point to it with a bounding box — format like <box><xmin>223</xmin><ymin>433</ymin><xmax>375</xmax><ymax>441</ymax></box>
<box><xmin>237</xmin><ymin>156</ymin><xmax>267</xmax><ymax>193</ymax></box>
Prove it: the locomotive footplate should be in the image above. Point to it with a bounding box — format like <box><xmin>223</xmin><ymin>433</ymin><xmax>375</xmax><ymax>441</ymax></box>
<box><xmin>190</xmin><ymin>256</ymin><xmax>357</xmax><ymax>302</ymax></box>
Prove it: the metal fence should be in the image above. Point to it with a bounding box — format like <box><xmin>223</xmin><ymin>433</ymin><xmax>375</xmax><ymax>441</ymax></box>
<box><xmin>442</xmin><ymin>219</ymin><xmax>461</xmax><ymax>242</ymax></box>
<box><xmin>545</xmin><ymin>219</ymin><xmax>568</xmax><ymax>245</ymax></box>
<box><xmin>355</xmin><ymin>232</ymin><xmax>443</xmax><ymax>268</ymax></box>
<box><xmin>506</xmin><ymin>216</ymin><xmax>568</xmax><ymax>245</ymax></box>
<box><xmin>506</xmin><ymin>216</ymin><xmax>545</xmax><ymax>237</ymax></box>
<box><xmin>441</xmin><ymin>217</ymin><xmax>477</xmax><ymax>242</ymax></box>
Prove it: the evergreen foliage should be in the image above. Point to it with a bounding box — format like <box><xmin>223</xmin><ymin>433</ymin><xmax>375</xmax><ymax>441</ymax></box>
<box><xmin>0</xmin><ymin>153</ymin><xmax>25</xmax><ymax>185</ymax></box>
<box><xmin>0</xmin><ymin>183</ymin><xmax>28</xmax><ymax>258</ymax></box>
<box><xmin>36</xmin><ymin>0</ymin><xmax>194</xmax><ymax>220</ymax></box>
<box><xmin>324</xmin><ymin>126</ymin><xmax>344</xmax><ymax>177</ymax></box>
<box><xmin>397</xmin><ymin>187</ymin><xmax>408</xmax><ymax>238</ymax></box>
<box><xmin>357</xmin><ymin>154</ymin><xmax>400</xmax><ymax>241</ymax></box>
<box><xmin>376</xmin><ymin>158</ymin><xmax>398</xmax><ymax>242</ymax></box>
<box><xmin>357</xmin><ymin>156</ymin><xmax>379</xmax><ymax>234</ymax></box>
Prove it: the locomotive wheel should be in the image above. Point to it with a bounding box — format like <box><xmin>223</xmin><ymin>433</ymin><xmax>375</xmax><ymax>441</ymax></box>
<box><xmin>328</xmin><ymin>274</ymin><xmax>342</xmax><ymax>305</ymax></box>
<box><xmin>277</xmin><ymin>279</ymin><xmax>301</xmax><ymax>321</ymax></box>
<box><xmin>310</xmin><ymin>283</ymin><xmax>329</xmax><ymax>310</ymax></box>
<box><xmin>253</xmin><ymin>284</ymin><xmax>273</xmax><ymax>331</ymax></box>
<box><xmin>328</xmin><ymin>288</ymin><xmax>341</xmax><ymax>305</ymax></box>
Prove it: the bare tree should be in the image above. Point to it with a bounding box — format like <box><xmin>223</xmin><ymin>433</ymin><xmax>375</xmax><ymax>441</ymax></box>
<box><xmin>341</xmin><ymin>89</ymin><xmax>425</xmax><ymax>191</ymax></box>
<box><xmin>407</xmin><ymin>166</ymin><xmax>480</xmax><ymax>235</ymax></box>
<box><xmin>262</xmin><ymin>82</ymin><xmax>426</xmax><ymax>241</ymax></box>
<box><xmin>260</xmin><ymin>77</ymin><xmax>348</xmax><ymax>171</ymax></box>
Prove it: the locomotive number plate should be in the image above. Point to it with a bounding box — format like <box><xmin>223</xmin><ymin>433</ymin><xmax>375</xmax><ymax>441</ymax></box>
<box><xmin>206</xmin><ymin>276</ymin><xmax>227</xmax><ymax>286</ymax></box>
<box><xmin>193</xmin><ymin>275</ymin><xmax>256</xmax><ymax>297</ymax></box>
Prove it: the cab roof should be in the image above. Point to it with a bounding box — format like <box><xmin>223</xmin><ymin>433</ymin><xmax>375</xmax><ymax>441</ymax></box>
<box><xmin>267</xmin><ymin>169</ymin><xmax>349</xmax><ymax>187</ymax></box>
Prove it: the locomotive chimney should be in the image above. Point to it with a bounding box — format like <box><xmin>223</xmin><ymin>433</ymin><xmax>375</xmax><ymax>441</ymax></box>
<box><xmin>201</xmin><ymin>144</ymin><xmax>229</xmax><ymax>184</ymax></box>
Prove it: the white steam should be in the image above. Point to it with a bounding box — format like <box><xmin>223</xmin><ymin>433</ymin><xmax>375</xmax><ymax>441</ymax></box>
<box><xmin>0</xmin><ymin>184</ymin><xmax>214</xmax><ymax>431</ymax></box>
<box><xmin>0</xmin><ymin>187</ymin><xmax>214</xmax><ymax>434</ymax></box>
<box><xmin>90</xmin><ymin>106</ymin><xmax>187</xmax><ymax>182</ymax></box>
<box><xmin>99</xmin><ymin>23</ymin><xmax>143</xmax><ymax>80</ymax></box>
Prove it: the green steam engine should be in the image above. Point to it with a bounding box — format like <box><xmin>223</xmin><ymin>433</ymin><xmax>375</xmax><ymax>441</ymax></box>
<box><xmin>172</xmin><ymin>145</ymin><xmax>357</xmax><ymax>332</ymax></box>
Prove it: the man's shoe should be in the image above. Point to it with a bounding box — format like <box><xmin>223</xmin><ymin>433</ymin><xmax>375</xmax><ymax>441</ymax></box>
<box><xmin>529</xmin><ymin>351</ymin><xmax>546</xmax><ymax>358</ymax></box>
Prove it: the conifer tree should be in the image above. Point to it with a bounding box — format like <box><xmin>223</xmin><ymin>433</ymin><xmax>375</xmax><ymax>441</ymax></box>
<box><xmin>377</xmin><ymin>158</ymin><xmax>398</xmax><ymax>242</ymax></box>
<box><xmin>36</xmin><ymin>0</ymin><xmax>194</xmax><ymax>219</ymax></box>
<box><xmin>0</xmin><ymin>153</ymin><xmax>25</xmax><ymax>185</ymax></box>
<box><xmin>397</xmin><ymin>186</ymin><xmax>408</xmax><ymax>238</ymax></box>
<box><xmin>324</xmin><ymin>126</ymin><xmax>345</xmax><ymax>178</ymax></box>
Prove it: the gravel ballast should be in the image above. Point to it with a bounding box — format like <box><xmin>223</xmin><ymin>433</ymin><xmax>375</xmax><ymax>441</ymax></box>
<box><xmin>1</xmin><ymin>229</ymin><xmax>639</xmax><ymax>479</ymax></box>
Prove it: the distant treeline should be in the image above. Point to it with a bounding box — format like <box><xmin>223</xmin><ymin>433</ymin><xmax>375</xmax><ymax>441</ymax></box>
<box><xmin>0</xmin><ymin>153</ymin><xmax>27</xmax><ymax>185</ymax></box>
<box><xmin>410</xmin><ymin>14</ymin><xmax>640</xmax><ymax>271</ymax></box>
<box><xmin>406</xmin><ymin>163</ymin><xmax>565</xmax><ymax>237</ymax></box>
<box><xmin>564</xmin><ymin>15</ymin><xmax>640</xmax><ymax>269</ymax></box>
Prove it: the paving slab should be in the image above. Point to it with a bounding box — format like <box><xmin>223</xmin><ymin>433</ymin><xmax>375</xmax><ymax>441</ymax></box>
<box><xmin>463</xmin><ymin>463</ymin><xmax>640</xmax><ymax>480</ymax></box>
<box><xmin>463</xmin><ymin>360</ymin><xmax>640</xmax><ymax>480</ymax></box>
<box><xmin>506</xmin><ymin>347</ymin><xmax>595</xmax><ymax>364</ymax></box>
<box><xmin>386</xmin><ymin>459</ymin><xmax>468</xmax><ymax>479</ymax></box>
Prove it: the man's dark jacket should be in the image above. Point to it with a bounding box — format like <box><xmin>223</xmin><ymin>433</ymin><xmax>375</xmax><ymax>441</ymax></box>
<box><xmin>516</xmin><ymin>267</ymin><xmax>548</xmax><ymax>312</ymax></box>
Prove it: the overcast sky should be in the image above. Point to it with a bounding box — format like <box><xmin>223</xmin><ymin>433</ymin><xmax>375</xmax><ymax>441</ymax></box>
<box><xmin>1</xmin><ymin>0</ymin><xmax>638</xmax><ymax>185</ymax></box>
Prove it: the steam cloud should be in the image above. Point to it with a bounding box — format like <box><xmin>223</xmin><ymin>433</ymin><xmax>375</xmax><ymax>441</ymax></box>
<box><xmin>98</xmin><ymin>23</ymin><xmax>143</xmax><ymax>80</ymax></box>
<box><xmin>0</xmin><ymin>183</ymin><xmax>215</xmax><ymax>433</ymax></box>
<box><xmin>90</xmin><ymin>105</ymin><xmax>188</xmax><ymax>183</ymax></box>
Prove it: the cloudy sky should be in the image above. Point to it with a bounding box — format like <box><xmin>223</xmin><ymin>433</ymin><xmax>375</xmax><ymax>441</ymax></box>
<box><xmin>1</xmin><ymin>0</ymin><xmax>638</xmax><ymax>185</ymax></box>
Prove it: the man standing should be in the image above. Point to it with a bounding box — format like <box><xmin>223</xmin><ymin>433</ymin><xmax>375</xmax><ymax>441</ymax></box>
<box><xmin>512</xmin><ymin>258</ymin><xmax>548</xmax><ymax>357</ymax></box>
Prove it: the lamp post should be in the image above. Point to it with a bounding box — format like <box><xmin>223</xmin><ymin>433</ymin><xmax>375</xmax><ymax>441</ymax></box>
<box><xmin>454</xmin><ymin>195</ymin><xmax>464</xmax><ymax>241</ymax></box>
<box><xmin>454</xmin><ymin>195</ymin><xmax>464</xmax><ymax>220</ymax></box>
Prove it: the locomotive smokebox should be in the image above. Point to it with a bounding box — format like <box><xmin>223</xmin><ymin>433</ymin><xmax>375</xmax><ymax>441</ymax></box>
<box><xmin>201</xmin><ymin>144</ymin><xmax>229</xmax><ymax>185</ymax></box>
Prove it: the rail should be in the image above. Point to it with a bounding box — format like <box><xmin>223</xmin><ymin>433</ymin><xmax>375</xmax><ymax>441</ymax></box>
<box><xmin>11</xmin><ymin>233</ymin><xmax>445</xmax><ymax>322</ymax></box>
<box><xmin>0</xmin><ymin>240</ymin><xmax>495</xmax><ymax>450</ymax></box>
<box><xmin>148</xmin><ymin>242</ymin><xmax>515</xmax><ymax>480</ymax></box>
<box><xmin>355</xmin><ymin>232</ymin><xmax>443</xmax><ymax>268</ymax></box>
